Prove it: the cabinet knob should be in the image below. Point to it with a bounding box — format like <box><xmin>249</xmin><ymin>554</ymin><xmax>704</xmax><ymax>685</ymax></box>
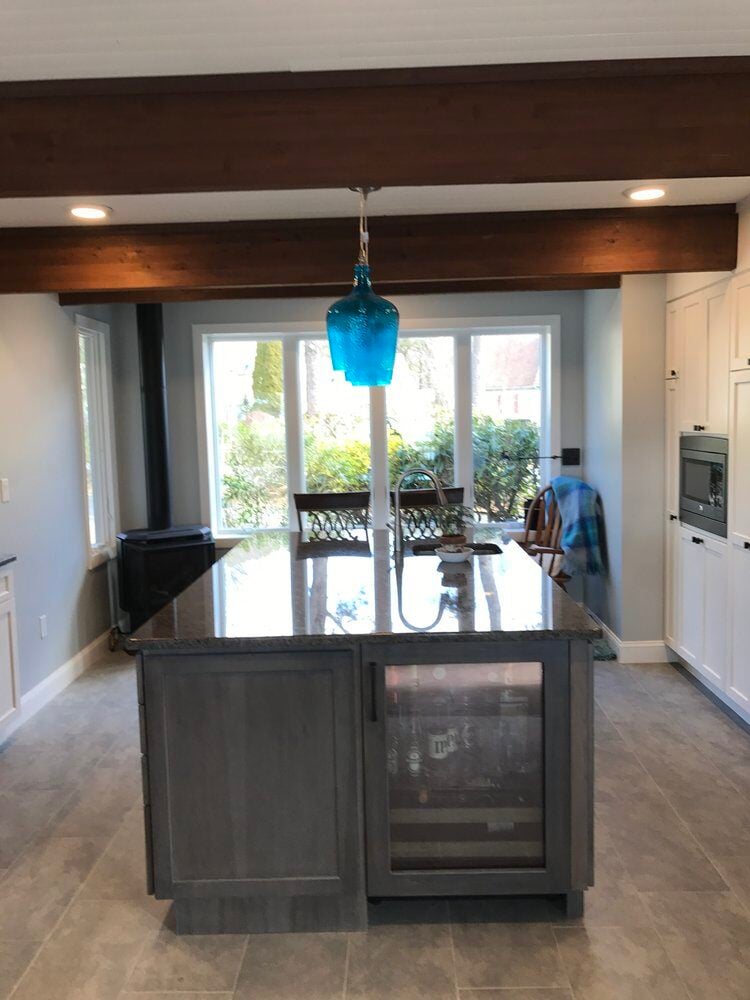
<box><xmin>692</xmin><ymin>536</ymin><xmax>705</xmax><ymax>545</ymax></box>
<box><xmin>669</xmin><ymin>514</ymin><xmax>678</xmax><ymax>521</ymax></box>
<box><xmin>745</xmin><ymin>542</ymin><xmax>750</xmax><ymax>551</ymax></box>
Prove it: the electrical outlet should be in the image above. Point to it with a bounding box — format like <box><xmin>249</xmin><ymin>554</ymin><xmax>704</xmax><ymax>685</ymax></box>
<box><xmin>0</xmin><ymin>479</ymin><xmax>9</xmax><ymax>503</ymax></box>
<box><xmin>39</xmin><ymin>614</ymin><xmax>48</xmax><ymax>639</ymax></box>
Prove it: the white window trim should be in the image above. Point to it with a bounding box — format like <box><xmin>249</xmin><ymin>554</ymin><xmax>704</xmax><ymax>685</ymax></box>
<box><xmin>75</xmin><ymin>315</ymin><xmax>119</xmax><ymax>568</ymax></box>
<box><xmin>193</xmin><ymin>316</ymin><xmax>561</xmax><ymax>540</ymax></box>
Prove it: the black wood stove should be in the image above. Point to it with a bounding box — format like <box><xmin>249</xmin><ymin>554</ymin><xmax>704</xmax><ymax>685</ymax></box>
<box><xmin>117</xmin><ymin>304</ymin><xmax>215</xmax><ymax>632</ymax></box>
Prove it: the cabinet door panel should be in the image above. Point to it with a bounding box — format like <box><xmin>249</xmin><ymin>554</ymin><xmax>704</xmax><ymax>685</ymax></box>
<box><xmin>728</xmin><ymin>542</ymin><xmax>750</xmax><ymax>709</ymax></box>
<box><xmin>144</xmin><ymin>650</ymin><xmax>362</xmax><ymax>900</ymax></box>
<box><xmin>664</xmin><ymin>515</ymin><xmax>680</xmax><ymax>650</ymax></box>
<box><xmin>0</xmin><ymin>600</ymin><xmax>19</xmax><ymax>726</ymax></box>
<box><xmin>700</xmin><ymin>538</ymin><xmax>728</xmax><ymax>687</ymax></box>
<box><xmin>729</xmin><ymin>371</ymin><xmax>750</xmax><ymax>544</ymax></box>
<box><xmin>730</xmin><ymin>274</ymin><xmax>750</xmax><ymax>371</ymax></box>
<box><xmin>680</xmin><ymin>296</ymin><xmax>709</xmax><ymax>431</ymax></box>
<box><xmin>706</xmin><ymin>285</ymin><xmax>730</xmax><ymax>435</ymax></box>
<box><xmin>677</xmin><ymin>528</ymin><xmax>705</xmax><ymax>667</ymax></box>
<box><xmin>665</xmin><ymin>384</ymin><xmax>679</xmax><ymax>515</ymax></box>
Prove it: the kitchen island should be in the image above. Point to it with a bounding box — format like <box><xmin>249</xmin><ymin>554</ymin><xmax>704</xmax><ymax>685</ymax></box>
<box><xmin>125</xmin><ymin>528</ymin><xmax>599</xmax><ymax>934</ymax></box>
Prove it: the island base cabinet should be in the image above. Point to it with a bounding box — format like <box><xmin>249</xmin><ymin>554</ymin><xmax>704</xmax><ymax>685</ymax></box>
<box><xmin>362</xmin><ymin>640</ymin><xmax>591</xmax><ymax>900</ymax></box>
<box><xmin>140</xmin><ymin>648</ymin><xmax>366</xmax><ymax>934</ymax></box>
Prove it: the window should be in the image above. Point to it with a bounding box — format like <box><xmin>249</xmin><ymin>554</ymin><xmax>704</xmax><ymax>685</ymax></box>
<box><xmin>76</xmin><ymin>317</ymin><xmax>117</xmax><ymax>567</ymax></box>
<box><xmin>207</xmin><ymin>337</ymin><xmax>288</xmax><ymax>531</ymax></box>
<box><xmin>301</xmin><ymin>339</ymin><xmax>370</xmax><ymax>493</ymax></box>
<box><xmin>196</xmin><ymin>319</ymin><xmax>559</xmax><ymax>538</ymax></box>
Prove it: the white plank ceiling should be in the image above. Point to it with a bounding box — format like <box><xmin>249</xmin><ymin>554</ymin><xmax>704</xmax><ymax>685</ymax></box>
<box><xmin>1</xmin><ymin>0</ymin><xmax>749</xmax><ymax>81</ymax></box>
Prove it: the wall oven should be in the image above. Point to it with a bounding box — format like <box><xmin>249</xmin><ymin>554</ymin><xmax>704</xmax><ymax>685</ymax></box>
<box><xmin>679</xmin><ymin>435</ymin><xmax>728</xmax><ymax>538</ymax></box>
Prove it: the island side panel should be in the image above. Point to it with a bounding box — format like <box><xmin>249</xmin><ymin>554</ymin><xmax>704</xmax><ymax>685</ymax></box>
<box><xmin>569</xmin><ymin>638</ymin><xmax>595</xmax><ymax>890</ymax></box>
<box><xmin>139</xmin><ymin>646</ymin><xmax>366</xmax><ymax>933</ymax></box>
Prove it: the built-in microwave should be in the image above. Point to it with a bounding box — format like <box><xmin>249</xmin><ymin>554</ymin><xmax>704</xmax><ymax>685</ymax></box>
<box><xmin>679</xmin><ymin>434</ymin><xmax>728</xmax><ymax>538</ymax></box>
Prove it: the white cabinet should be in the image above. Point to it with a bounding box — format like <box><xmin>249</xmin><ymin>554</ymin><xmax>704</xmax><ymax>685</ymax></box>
<box><xmin>729</xmin><ymin>271</ymin><xmax>750</xmax><ymax>372</ymax></box>
<box><xmin>665</xmin><ymin>383</ymin><xmax>680</xmax><ymax>514</ymax></box>
<box><xmin>729</xmin><ymin>369</ymin><xmax>750</xmax><ymax>545</ymax></box>
<box><xmin>676</xmin><ymin>526</ymin><xmax>705</xmax><ymax>667</ymax></box>
<box><xmin>728</xmin><ymin>539</ymin><xmax>750</xmax><ymax>710</ymax></box>
<box><xmin>675</xmin><ymin>526</ymin><xmax>728</xmax><ymax>688</ymax></box>
<box><xmin>0</xmin><ymin>569</ymin><xmax>20</xmax><ymax>728</ymax></box>
<box><xmin>664</xmin><ymin>513</ymin><xmax>680</xmax><ymax>650</ymax></box>
<box><xmin>673</xmin><ymin>283</ymin><xmax>730</xmax><ymax>434</ymax></box>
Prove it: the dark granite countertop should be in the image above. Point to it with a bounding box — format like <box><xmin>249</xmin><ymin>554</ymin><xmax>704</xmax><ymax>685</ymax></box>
<box><xmin>0</xmin><ymin>554</ymin><xmax>17</xmax><ymax>569</ymax></box>
<box><xmin>125</xmin><ymin>528</ymin><xmax>600</xmax><ymax>652</ymax></box>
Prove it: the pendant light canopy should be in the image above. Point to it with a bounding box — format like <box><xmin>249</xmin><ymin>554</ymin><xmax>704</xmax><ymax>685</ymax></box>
<box><xmin>326</xmin><ymin>187</ymin><xmax>399</xmax><ymax>387</ymax></box>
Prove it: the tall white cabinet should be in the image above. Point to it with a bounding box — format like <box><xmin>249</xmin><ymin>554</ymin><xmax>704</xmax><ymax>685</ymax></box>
<box><xmin>727</xmin><ymin>370</ymin><xmax>750</xmax><ymax>710</ymax></box>
<box><xmin>665</xmin><ymin>274</ymin><xmax>750</xmax><ymax>721</ymax></box>
<box><xmin>0</xmin><ymin>566</ymin><xmax>20</xmax><ymax>730</ymax></box>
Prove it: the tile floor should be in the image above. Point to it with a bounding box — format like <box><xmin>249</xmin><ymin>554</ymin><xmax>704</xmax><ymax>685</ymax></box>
<box><xmin>0</xmin><ymin>653</ymin><xmax>749</xmax><ymax>999</ymax></box>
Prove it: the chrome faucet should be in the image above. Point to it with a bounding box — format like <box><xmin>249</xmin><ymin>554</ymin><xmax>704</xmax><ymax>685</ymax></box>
<box><xmin>393</xmin><ymin>467</ymin><xmax>448</xmax><ymax>554</ymax></box>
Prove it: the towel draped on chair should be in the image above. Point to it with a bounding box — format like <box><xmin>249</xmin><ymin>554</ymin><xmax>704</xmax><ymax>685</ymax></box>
<box><xmin>550</xmin><ymin>476</ymin><xmax>605</xmax><ymax>577</ymax></box>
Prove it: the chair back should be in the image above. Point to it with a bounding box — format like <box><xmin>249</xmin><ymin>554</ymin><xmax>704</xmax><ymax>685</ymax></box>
<box><xmin>522</xmin><ymin>485</ymin><xmax>565</xmax><ymax>579</ymax></box>
<box><xmin>293</xmin><ymin>491</ymin><xmax>370</xmax><ymax>540</ymax></box>
<box><xmin>389</xmin><ymin>486</ymin><xmax>465</xmax><ymax>541</ymax></box>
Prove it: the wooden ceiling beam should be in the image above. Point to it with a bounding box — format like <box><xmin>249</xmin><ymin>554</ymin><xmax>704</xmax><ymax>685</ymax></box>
<box><xmin>59</xmin><ymin>274</ymin><xmax>622</xmax><ymax>306</ymax></box>
<box><xmin>2</xmin><ymin>57</ymin><xmax>750</xmax><ymax>197</ymax></box>
<box><xmin>0</xmin><ymin>205</ymin><xmax>736</xmax><ymax>298</ymax></box>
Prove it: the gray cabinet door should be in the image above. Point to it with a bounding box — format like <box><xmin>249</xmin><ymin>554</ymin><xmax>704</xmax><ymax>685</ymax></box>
<box><xmin>362</xmin><ymin>639</ymin><xmax>570</xmax><ymax>896</ymax></box>
<box><xmin>142</xmin><ymin>648</ymin><xmax>363</xmax><ymax>901</ymax></box>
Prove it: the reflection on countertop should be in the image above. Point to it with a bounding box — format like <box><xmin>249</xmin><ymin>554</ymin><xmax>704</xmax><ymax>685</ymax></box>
<box><xmin>125</xmin><ymin>528</ymin><xmax>600</xmax><ymax>651</ymax></box>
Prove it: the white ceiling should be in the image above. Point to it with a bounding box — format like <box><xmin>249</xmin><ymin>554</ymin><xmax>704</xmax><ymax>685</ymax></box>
<box><xmin>1</xmin><ymin>1</ymin><xmax>749</xmax><ymax>81</ymax></box>
<box><xmin>1</xmin><ymin>178</ymin><xmax>748</xmax><ymax>228</ymax></box>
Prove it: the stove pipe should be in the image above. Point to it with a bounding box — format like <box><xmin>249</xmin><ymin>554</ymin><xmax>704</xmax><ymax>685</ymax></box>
<box><xmin>136</xmin><ymin>303</ymin><xmax>172</xmax><ymax>530</ymax></box>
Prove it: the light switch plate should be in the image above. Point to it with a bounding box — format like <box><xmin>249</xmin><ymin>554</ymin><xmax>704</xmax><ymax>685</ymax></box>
<box><xmin>0</xmin><ymin>479</ymin><xmax>9</xmax><ymax>503</ymax></box>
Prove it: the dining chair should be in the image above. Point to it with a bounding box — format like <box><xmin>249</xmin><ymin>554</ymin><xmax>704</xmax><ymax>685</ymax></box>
<box><xmin>293</xmin><ymin>490</ymin><xmax>371</xmax><ymax>541</ymax></box>
<box><xmin>388</xmin><ymin>486</ymin><xmax>465</xmax><ymax>541</ymax></box>
<box><xmin>520</xmin><ymin>484</ymin><xmax>570</xmax><ymax>588</ymax></box>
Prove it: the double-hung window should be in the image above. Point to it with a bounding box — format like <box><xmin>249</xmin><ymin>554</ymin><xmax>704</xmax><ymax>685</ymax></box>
<box><xmin>76</xmin><ymin>316</ymin><xmax>117</xmax><ymax>567</ymax></box>
<box><xmin>196</xmin><ymin>318</ymin><xmax>559</xmax><ymax>540</ymax></box>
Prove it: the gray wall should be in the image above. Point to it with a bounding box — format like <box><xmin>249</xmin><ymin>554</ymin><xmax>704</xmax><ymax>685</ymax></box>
<box><xmin>112</xmin><ymin>290</ymin><xmax>587</xmax><ymax>530</ymax></box>
<box><xmin>583</xmin><ymin>277</ymin><xmax>666</xmax><ymax>642</ymax></box>
<box><xmin>0</xmin><ymin>295</ymin><xmax>112</xmax><ymax>694</ymax></box>
<box><xmin>583</xmin><ymin>289</ymin><xmax>624</xmax><ymax>635</ymax></box>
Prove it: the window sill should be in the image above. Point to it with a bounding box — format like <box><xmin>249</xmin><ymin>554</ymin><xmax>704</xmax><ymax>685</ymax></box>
<box><xmin>87</xmin><ymin>545</ymin><xmax>115</xmax><ymax>570</ymax></box>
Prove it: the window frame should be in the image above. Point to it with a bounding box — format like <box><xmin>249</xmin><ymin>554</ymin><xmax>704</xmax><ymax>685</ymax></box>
<box><xmin>75</xmin><ymin>315</ymin><xmax>118</xmax><ymax>568</ymax></box>
<box><xmin>194</xmin><ymin>316</ymin><xmax>560</xmax><ymax>541</ymax></box>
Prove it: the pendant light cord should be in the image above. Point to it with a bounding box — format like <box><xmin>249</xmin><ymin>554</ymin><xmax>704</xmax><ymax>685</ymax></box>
<box><xmin>358</xmin><ymin>187</ymin><xmax>369</xmax><ymax>265</ymax></box>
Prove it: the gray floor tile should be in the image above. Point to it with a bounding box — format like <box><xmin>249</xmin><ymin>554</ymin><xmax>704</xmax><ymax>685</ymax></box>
<box><xmin>452</xmin><ymin>921</ymin><xmax>568</xmax><ymax>989</ymax></box>
<box><xmin>78</xmin><ymin>805</ymin><xmax>148</xmax><ymax>900</ymax></box>
<box><xmin>120</xmin><ymin>994</ymin><xmax>233</xmax><ymax>1000</ymax></box>
<box><xmin>554</xmin><ymin>925</ymin><xmax>689</xmax><ymax>999</ymax></box>
<box><xmin>711</xmin><ymin>854</ymin><xmax>750</xmax><ymax>912</ymax></box>
<box><xmin>0</xmin><ymin>786</ymin><xmax>73</xmax><ymax>867</ymax></box>
<box><xmin>459</xmin><ymin>992</ymin><xmax>573</xmax><ymax>1000</ymax></box>
<box><xmin>125</xmin><ymin>924</ymin><xmax>246</xmax><ymax>992</ymax></box>
<box><xmin>347</xmin><ymin>923</ymin><xmax>456</xmax><ymax>1000</ymax></box>
<box><xmin>50</xmin><ymin>753</ymin><xmax>141</xmax><ymax>838</ymax></box>
<box><xmin>0</xmin><ymin>940</ymin><xmax>39</xmax><ymax>1000</ymax></box>
<box><xmin>10</xmin><ymin>897</ymin><xmax>170</xmax><ymax>1000</ymax></box>
<box><xmin>0</xmin><ymin>835</ymin><xmax>105</xmax><ymax>939</ymax></box>
<box><xmin>643</xmin><ymin>890</ymin><xmax>750</xmax><ymax>1000</ymax></box>
<box><xmin>235</xmin><ymin>931</ymin><xmax>347</xmax><ymax>1000</ymax></box>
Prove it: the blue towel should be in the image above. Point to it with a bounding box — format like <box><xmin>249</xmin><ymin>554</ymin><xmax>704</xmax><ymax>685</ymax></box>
<box><xmin>551</xmin><ymin>476</ymin><xmax>605</xmax><ymax>576</ymax></box>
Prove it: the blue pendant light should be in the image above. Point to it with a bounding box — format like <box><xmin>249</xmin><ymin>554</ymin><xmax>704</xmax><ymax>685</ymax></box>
<box><xmin>326</xmin><ymin>187</ymin><xmax>399</xmax><ymax>387</ymax></box>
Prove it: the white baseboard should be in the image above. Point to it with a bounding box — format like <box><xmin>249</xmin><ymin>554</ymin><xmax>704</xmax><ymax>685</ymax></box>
<box><xmin>593</xmin><ymin>616</ymin><xmax>671</xmax><ymax>664</ymax></box>
<box><xmin>0</xmin><ymin>630</ymin><xmax>110</xmax><ymax>746</ymax></box>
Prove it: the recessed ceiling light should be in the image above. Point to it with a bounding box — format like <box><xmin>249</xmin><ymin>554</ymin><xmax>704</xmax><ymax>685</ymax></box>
<box><xmin>69</xmin><ymin>204</ymin><xmax>112</xmax><ymax>221</ymax></box>
<box><xmin>624</xmin><ymin>186</ymin><xmax>667</xmax><ymax>203</ymax></box>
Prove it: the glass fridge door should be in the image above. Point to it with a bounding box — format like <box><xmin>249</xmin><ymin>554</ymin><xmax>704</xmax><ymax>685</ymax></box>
<box><xmin>385</xmin><ymin>661</ymin><xmax>544</xmax><ymax>871</ymax></box>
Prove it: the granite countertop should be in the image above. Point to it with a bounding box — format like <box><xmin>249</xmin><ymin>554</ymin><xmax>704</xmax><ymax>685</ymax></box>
<box><xmin>125</xmin><ymin>527</ymin><xmax>600</xmax><ymax>651</ymax></box>
<box><xmin>0</xmin><ymin>554</ymin><xmax>17</xmax><ymax>569</ymax></box>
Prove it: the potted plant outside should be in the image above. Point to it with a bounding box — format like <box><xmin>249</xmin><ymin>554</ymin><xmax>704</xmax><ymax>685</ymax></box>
<box><xmin>429</xmin><ymin>503</ymin><xmax>475</xmax><ymax>547</ymax></box>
